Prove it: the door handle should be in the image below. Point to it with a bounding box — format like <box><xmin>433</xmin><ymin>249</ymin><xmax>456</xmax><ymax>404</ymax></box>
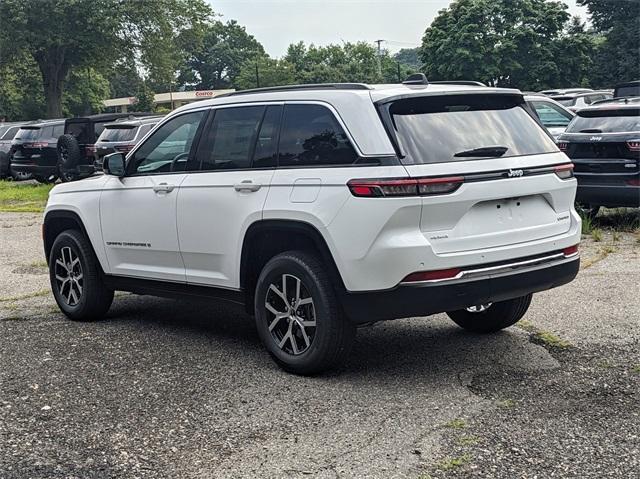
<box><xmin>234</xmin><ymin>180</ymin><xmax>261</xmax><ymax>192</ymax></box>
<box><xmin>153</xmin><ymin>182</ymin><xmax>175</xmax><ymax>193</ymax></box>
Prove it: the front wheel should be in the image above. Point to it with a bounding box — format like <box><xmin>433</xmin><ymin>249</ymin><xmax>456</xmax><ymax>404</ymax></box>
<box><xmin>447</xmin><ymin>294</ymin><xmax>532</xmax><ymax>333</ymax></box>
<box><xmin>49</xmin><ymin>229</ymin><xmax>113</xmax><ymax>321</ymax></box>
<box><xmin>254</xmin><ymin>251</ymin><xmax>356</xmax><ymax>375</ymax></box>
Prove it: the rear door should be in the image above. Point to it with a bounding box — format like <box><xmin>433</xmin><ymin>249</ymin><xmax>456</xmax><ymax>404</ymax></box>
<box><xmin>380</xmin><ymin>93</ymin><xmax>574</xmax><ymax>254</ymax></box>
<box><xmin>177</xmin><ymin>104</ymin><xmax>280</xmax><ymax>288</ymax></box>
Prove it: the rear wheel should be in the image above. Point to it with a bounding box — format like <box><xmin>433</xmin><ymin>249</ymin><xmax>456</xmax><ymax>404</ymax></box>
<box><xmin>447</xmin><ymin>294</ymin><xmax>532</xmax><ymax>333</ymax></box>
<box><xmin>254</xmin><ymin>251</ymin><xmax>356</xmax><ymax>375</ymax></box>
<box><xmin>49</xmin><ymin>229</ymin><xmax>113</xmax><ymax>321</ymax></box>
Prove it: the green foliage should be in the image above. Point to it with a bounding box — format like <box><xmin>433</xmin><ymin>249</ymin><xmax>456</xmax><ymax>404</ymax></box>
<box><xmin>235</xmin><ymin>57</ymin><xmax>297</xmax><ymax>90</ymax></box>
<box><xmin>62</xmin><ymin>68</ymin><xmax>110</xmax><ymax>117</ymax></box>
<box><xmin>394</xmin><ymin>48</ymin><xmax>421</xmax><ymax>70</ymax></box>
<box><xmin>578</xmin><ymin>0</ymin><xmax>640</xmax><ymax>86</ymax></box>
<box><xmin>0</xmin><ymin>180</ymin><xmax>53</xmax><ymax>212</ymax></box>
<box><xmin>132</xmin><ymin>83</ymin><xmax>156</xmax><ymax>113</ymax></box>
<box><xmin>179</xmin><ymin>20</ymin><xmax>265</xmax><ymax>89</ymax></box>
<box><xmin>420</xmin><ymin>0</ymin><xmax>597</xmax><ymax>90</ymax></box>
<box><xmin>0</xmin><ymin>52</ymin><xmax>45</xmax><ymax>120</ymax></box>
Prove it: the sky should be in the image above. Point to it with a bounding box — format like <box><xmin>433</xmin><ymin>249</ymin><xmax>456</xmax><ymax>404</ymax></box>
<box><xmin>211</xmin><ymin>0</ymin><xmax>589</xmax><ymax>57</ymax></box>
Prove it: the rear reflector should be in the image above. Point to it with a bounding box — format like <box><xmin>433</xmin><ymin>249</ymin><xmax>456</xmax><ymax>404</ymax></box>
<box><xmin>402</xmin><ymin>268</ymin><xmax>461</xmax><ymax>283</ymax></box>
<box><xmin>625</xmin><ymin>178</ymin><xmax>640</xmax><ymax>186</ymax></box>
<box><xmin>554</xmin><ymin>163</ymin><xmax>574</xmax><ymax>179</ymax></box>
<box><xmin>563</xmin><ymin>244</ymin><xmax>579</xmax><ymax>257</ymax></box>
<box><xmin>347</xmin><ymin>176</ymin><xmax>463</xmax><ymax>198</ymax></box>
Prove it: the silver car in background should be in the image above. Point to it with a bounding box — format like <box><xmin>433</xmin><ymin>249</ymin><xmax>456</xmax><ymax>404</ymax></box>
<box><xmin>525</xmin><ymin>94</ymin><xmax>575</xmax><ymax>140</ymax></box>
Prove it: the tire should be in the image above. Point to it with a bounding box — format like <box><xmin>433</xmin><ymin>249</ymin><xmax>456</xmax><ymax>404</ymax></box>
<box><xmin>254</xmin><ymin>250</ymin><xmax>356</xmax><ymax>375</ymax></box>
<box><xmin>576</xmin><ymin>202</ymin><xmax>600</xmax><ymax>221</ymax></box>
<box><xmin>49</xmin><ymin>229</ymin><xmax>113</xmax><ymax>321</ymax></box>
<box><xmin>447</xmin><ymin>294</ymin><xmax>532</xmax><ymax>334</ymax></box>
<box><xmin>57</xmin><ymin>134</ymin><xmax>82</xmax><ymax>182</ymax></box>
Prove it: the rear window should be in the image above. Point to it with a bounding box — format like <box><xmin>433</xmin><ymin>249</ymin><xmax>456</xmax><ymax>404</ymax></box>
<box><xmin>99</xmin><ymin>126</ymin><xmax>138</xmax><ymax>142</ymax></box>
<box><xmin>15</xmin><ymin>127</ymin><xmax>41</xmax><ymax>141</ymax></box>
<box><xmin>553</xmin><ymin>97</ymin><xmax>576</xmax><ymax>107</ymax></box>
<box><xmin>615</xmin><ymin>85</ymin><xmax>640</xmax><ymax>98</ymax></box>
<box><xmin>0</xmin><ymin>126</ymin><xmax>20</xmax><ymax>140</ymax></box>
<box><xmin>566</xmin><ymin>110</ymin><xmax>640</xmax><ymax>133</ymax></box>
<box><xmin>385</xmin><ymin>94</ymin><xmax>557</xmax><ymax>165</ymax></box>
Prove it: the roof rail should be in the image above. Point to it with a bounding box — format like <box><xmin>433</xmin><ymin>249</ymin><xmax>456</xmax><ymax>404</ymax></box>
<box><xmin>217</xmin><ymin>83</ymin><xmax>372</xmax><ymax>98</ymax></box>
<box><xmin>430</xmin><ymin>80</ymin><xmax>486</xmax><ymax>87</ymax></box>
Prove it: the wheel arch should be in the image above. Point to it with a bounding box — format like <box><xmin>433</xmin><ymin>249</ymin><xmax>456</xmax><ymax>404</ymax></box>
<box><xmin>43</xmin><ymin>210</ymin><xmax>106</xmax><ymax>274</ymax></box>
<box><xmin>239</xmin><ymin>219</ymin><xmax>346</xmax><ymax>314</ymax></box>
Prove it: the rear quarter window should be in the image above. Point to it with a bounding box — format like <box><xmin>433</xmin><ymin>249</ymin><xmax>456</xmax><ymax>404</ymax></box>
<box><xmin>384</xmin><ymin>94</ymin><xmax>558</xmax><ymax>165</ymax></box>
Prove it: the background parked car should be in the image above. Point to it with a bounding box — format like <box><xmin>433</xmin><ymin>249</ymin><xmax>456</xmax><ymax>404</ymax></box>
<box><xmin>9</xmin><ymin>119</ymin><xmax>65</xmax><ymax>183</ymax></box>
<box><xmin>539</xmin><ymin>88</ymin><xmax>592</xmax><ymax>96</ymax></box>
<box><xmin>525</xmin><ymin>95</ymin><xmax>575</xmax><ymax>140</ymax></box>
<box><xmin>613</xmin><ymin>80</ymin><xmax>640</xmax><ymax>99</ymax></box>
<box><xmin>93</xmin><ymin>116</ymin><xmax>163</xmax><ymax>171</ymax></box>
<box><xmin>550</xmin><ymin>91</ymin><xmax>613</xmax><ymax>112</ymax></box>
<box><xmin>0</xmin><ymin>122</ymin><xmax>26</xmax><ymax>179</ymax></box>
<box><xmin>558</xmin><ymin>99</ymin><xmax>640</xmax><ymax>218</ymax></box>
<box><xmin>57</xmin><ymin>113</ymin><xmax>155</xmax><ymax>181</ymax></box>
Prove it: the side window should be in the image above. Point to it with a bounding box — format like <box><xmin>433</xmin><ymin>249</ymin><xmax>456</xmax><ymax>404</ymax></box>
<box><xmin>1</xmin><ymin>126</ymin><xmax>19</xmax><ymax>140</ymax></box>
<box><xmin>53</xmin><ymin>125</ymin><xmax>64</xmax><ymax>138</ymax></box>
<box><xmin>278</xmin><ymin>104</ymin><xmax>357</xmax><ymax>167</ymax></box>
<box><xmin>200</xmin><ymin>106</ymin><xmax>264</xmax><ymax>171</ymax></box>
<box><xmin>128</xmin><ymin>110</ymin><xmax>205</xmax><ymax>175</ymax></box>
<box><xmin>253</xmin><ymin>105</ymin><xmax>282</xmax><ymax>168</ymax></box>
<box><xmin>531</xmin><ymin>101</ymin><xmax>572</xmax><ymax>127</ymax></box>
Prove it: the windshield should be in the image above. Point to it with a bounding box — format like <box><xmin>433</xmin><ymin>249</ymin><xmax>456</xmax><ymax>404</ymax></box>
<box><xmin>99</xmin><ymin>126</ymin><xmax>137</xmax><ymax>142</ymax></box>
<box><xmin>385</xmin><ymin>94</ymin><xmax>557</xmax><ymax>164</ymax></box>
<box><xmin>566</xmin><ymin>112</ymin><xmax>640</xmax><ymax>133</ymax></box>
<box><xmin>14</xmin><ymin>127</ymin><xmax>41</xmax><ymax>141</ymax></box>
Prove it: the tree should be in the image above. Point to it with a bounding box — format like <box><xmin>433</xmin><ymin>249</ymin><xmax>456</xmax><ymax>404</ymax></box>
<box><xmin>131</xmin><ymin>83</ymin><xmax>156</xmax><ymax>113</ymax></box>
<box><xmin>393</xmin><ymin>48</ymin><xmax>421</xmax><ymax>70</ymax></box>
<box><xmin>0</xmin><ymin>0</ymin><xmax>212</xmax><ymax>118</ymax></box>
<box><xmin>62</xmin><ymin>68</ymin><xmax>111</xmax><ymax>117</ymax></box>
<box><xmin>0</xmin><ymin>51</ymin><xmax>45</xmax><ymax>120</ymax></box>
<box><xmin>577</xmin><ymin>0</ymin><xmax>640</xmax><ymax>85</ymax></box>
<box><xmin>235</xmin><ymin>57</ymin><xmax>297</xmax><ymax>90</ymax></box>
<box><xmin>179</xmin><ymin>20</ymin><xmax>265</xmax><ymax>89</ymax></box>
<box><xmin>419</xmin><ymin>0</ymin><xmax>592</xmax><ymax>90</ymax></box>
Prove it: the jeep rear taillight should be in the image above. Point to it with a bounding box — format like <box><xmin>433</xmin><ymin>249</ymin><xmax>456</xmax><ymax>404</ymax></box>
<box><xmin>115</xmin><ymin>144</ymin><xmax>135</xmax><ymax>153</ymax></box>
<box><xmin>626</xmin><ymin>140</ymin><xmax>640</xmax><ymax>151</ymax></box>
<box><xmin>85</xmin><ymin>145</ymin><xmax>97</xmax><ymax>155</ymax></box>
<box><xmin>25</xmin><ymin>142</ymin><xmax>48</xmax><ymax>148</ymax></box>
<box><xmin>557</xmin><ymin>141</ymin><xmax>568</xmax><ymax>152</ymax></box>
<box><xmin>554</xmin><ymin>163</ymin><xmax>574</xmax><ymax>179</ymax></box>
<box><xmin>347</xmin><ymin>176</ymin><xmax>464</xmax><ymax>198</ymax></box>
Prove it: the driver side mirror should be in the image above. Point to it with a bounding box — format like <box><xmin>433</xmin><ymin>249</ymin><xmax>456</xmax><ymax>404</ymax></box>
<box><xmin>103</xmin><ymin>153</ymin><xmax>125</xmax><ymax>177</ymax></box>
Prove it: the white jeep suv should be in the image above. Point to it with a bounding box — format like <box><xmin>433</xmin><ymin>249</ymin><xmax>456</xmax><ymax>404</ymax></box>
<box><xmin>43</xmin><ymin>77</ymin><xmax>581</xmax><ymax>374</ymax></box>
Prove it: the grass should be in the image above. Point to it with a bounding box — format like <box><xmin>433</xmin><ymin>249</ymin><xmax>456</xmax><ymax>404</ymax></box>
<box><xmin>497</xmin><ymin>399</ymin><xmax>516</xmax><ymax>408</ymax></box>
<box><xmin>581</xmin><ymin>245</ymin><xmax>616</xmax><ymax>269</ymax></box>
<box><xmin>457</xmin><ymin>435</ymin><xmax>480</xmax><ymax>446</ymax></box>
<box><xmin>591</xmin><ymin>228</ymin><xmax>603</xmax><ymax>242</ymax></box>
<box><xmin>444</xmin><ymin>418</ymin><xmax>467</xmax><ymax>429</ymax></box>
<box><xmin>436</xmin><ymin>454</ymin><xmax>471</xmax><ymax>471</ymax></box>
<box><xmin>534</xmin><ymin>330</ymin><xmax>572</xmax><ymax>349</ymax></box>
<box><xmin>0</xmin><ymin>289</ymin><xmax>50</xmax><ymax>303</ymax></box>
<box><xmin>631</xmin><ymin>365</ymin><xmax>640</xmax><ymax>374</ymax></box>
<box><xmin>0</xmin><ymin>180</ymin><xmax>53</xmax><ymax>213</ymax></box>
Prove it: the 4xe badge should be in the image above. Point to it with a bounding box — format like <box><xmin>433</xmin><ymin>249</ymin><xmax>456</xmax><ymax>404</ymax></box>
<box><xmin>590</xmin><ymin>136</ymin><xmax>603</xmax><ymax>141</ymax></box>
<box><xmin>507</xmin><ymin>169</ymin><xmax>524</xmax><ymax>178</ymax></box>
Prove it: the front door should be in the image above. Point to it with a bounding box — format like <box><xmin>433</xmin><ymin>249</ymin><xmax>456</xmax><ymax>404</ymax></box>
<box><xmin>100</xmin><ymin>110</ymin><xmax>207</xmax><ymax>282</ymax></box>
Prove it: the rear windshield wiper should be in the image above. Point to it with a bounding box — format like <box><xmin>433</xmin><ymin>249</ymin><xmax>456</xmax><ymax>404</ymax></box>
<box><xmin>579</xmin><ymin>129</ymin><xmax>603</xmax><ymax>133</ymax></box>
<box><xmin>454</xmin><ymin>146</ymin><xmax>508</xmax><ymax>157</ymax></box>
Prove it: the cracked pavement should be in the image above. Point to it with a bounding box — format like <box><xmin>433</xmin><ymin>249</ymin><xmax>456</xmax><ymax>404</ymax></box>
<box><xmin>1</xmin><ymin>212</ymin><xmax>639</xmax><ymax>478</ymax></box>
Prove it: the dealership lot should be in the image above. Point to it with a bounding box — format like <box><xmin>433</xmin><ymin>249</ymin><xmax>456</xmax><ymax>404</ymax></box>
<box><xmin>0</xmin><ymin>211</ymin><xmax>638</xmax><ymax>478</ymax></box>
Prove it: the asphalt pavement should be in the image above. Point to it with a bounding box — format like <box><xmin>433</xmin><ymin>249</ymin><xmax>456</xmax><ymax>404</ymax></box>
<box><xmin>0</xmin><ymin>212</ymin><xmax>638</xmax><ymax>478</ymax></box>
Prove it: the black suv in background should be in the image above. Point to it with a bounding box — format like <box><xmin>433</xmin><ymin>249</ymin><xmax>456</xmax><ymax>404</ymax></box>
<box><xmin>9</xmin><ymin>120</ymin><xmax>65</xmax><ymax>183</ymax></box>
<box><xmin>0</xmin><ymin>122</ymin><xmax>26</xmax><ymax>179</ymax></box>
<box><xmin>558</xmin><ymin>100</ymin><xmax>640</xmax><ymax>218</ymax></box>
<box><xmin>614</xmin><ymin>81</ymin><xmax>640</xmax><ymax>99</ymax></box>
<box><xmin>93</xmin><ymin>116</ymin><xmax>162</xmax><ymax>171</ymax></box>
<box><xmin>57</xmin><ymin>113</ymin><xmax>154</xmax><ymax>181</ymax></box>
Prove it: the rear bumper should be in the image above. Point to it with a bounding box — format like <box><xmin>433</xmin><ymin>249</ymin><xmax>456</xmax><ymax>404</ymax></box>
<box><xmin>576</xmin><ymin>184</ymin><xmax>640</xmax><ymax>208</ymax></box>
<box><xmin>10</xmin><ymin>163</ymin><xmax>57</xmax><ymax>176</ymax></box>
<box><xmin>341</xmin><ymin>255</ymin><xmax>579</xmax><ymax>324</ymax></box>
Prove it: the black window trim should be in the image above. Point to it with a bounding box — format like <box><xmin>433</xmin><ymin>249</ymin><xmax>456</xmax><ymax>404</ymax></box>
<box><xmin>125</xmin><ymin>108</ymin><xmax>211</xmax><ymax>177</ymax></box>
